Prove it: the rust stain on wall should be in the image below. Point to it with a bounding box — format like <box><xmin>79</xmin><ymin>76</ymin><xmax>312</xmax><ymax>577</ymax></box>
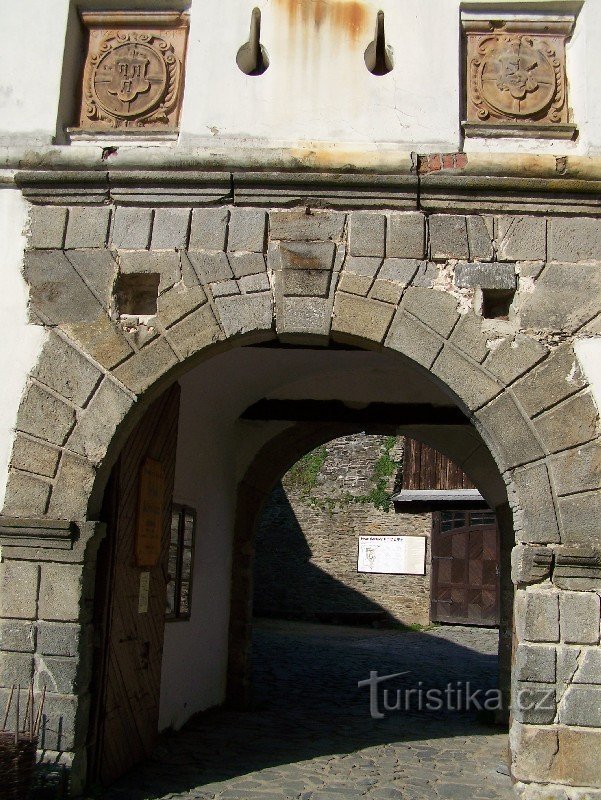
<box><xmin>275</xmin><ymin>0</ymin><xmax>369</xmax><ymax>42</ymax></box>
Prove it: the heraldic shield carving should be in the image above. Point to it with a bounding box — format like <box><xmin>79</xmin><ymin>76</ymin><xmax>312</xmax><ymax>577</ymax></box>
<box><xmin>462</xmin><ymin>15</ymin><xmax>577</xmax><ymax>139</ymax></box>
<box><xmin>77</xmin><ymin>12</ymin><xmax>188</xmax><ymax>131</ymax></box>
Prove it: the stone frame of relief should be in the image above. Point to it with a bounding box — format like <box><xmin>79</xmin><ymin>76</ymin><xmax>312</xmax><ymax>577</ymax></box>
<box><xmin>66</xmin><ymin>10</ymin><xmax>189</xmax><ymax>142</ymax></box>
<box><xmin>461</xmin><ymin>12</ymin><xmax>577</xmax><ymax>140</ymax></box>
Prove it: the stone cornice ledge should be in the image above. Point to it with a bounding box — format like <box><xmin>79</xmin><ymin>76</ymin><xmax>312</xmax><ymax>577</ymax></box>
<box><xmin>4</xmin><ymin>147</ymin><xmax>601</xmax><ymax>213</ymax></box>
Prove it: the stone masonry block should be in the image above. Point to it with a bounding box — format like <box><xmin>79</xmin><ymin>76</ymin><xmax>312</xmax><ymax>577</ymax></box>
<box><xmin>0</xmin><ymin>652</ymin><xmax>34</xmax><ymax>686</ymax></box>
<box><xmin>553</xmin><ymin>543</ymin><xmax>601</xmax><ymax>591</ymax></box>
<box><xmin>111</xmin><ymin>207</ymin><xmax>152</xmax><ymax>249</ymax></box>
<box><xmin>189</xmin><ymin>207</ymin><xmax>230</xmax><ymax>251</ymax></box>
<box><xmin>277</xmin><ymin>242</ymin><xmax>335</xmax><ymax>297</ymax></box>
<box><xmin>2</xmin><ymin>471</ymin><xmax>51</xmax><ymax>517</ymax></box>
<box><xmin>332</xmin><ymin>294</ymin><xmax>395</xmax><ymax>344</ymax></box>
<box><xmin>510</xmin><ymin>722</ymin><xmax>559</xmax><ymax>784</ymax></box>
<box><xmin>39</xmin><ymin>692</ymin><xmax>90</xmax><ymax>752</ymax></box>
<box><xmin>39</xmin><ymin>564</ymin><xmax>93</xmax><ymax>623</ymax></box>
<box><xmin>210</xmin><ymin>280</ymin><xmax>239</xmax><ymax>298</ymax></box>
<box><xmin>269</xmin><ymin>210</ymin><xmax>345</xmax><ymax>242</ymax></box>
<box><xmin>37</xmin><ymin>655</ymin><xmax>84</xmax><ymax>695</ymax></box>
<box><xmin>515</xmin><ymin>644</ymin><xmax>557</xmax><ymax>683</ymax></box>
<box><xmin>508</xmin><ymin>461</ymin><xmax>560</xmax><ymax>544</ymax></box>
<box><xmin>512</xmin><ymin>344</ymin><xmax>585</xmax><ymax>418</ymax></box>
<box><xmin>559</xmin><ymin>685</ymin><xmax>601</xmax><ymax>727</ymax></box>
<box><xmin>484</xmin><ymin>335</ymin><xmax>547</xmax><ymax>386</ymax></box>
<box><xmin>48</xmin><ymin>452</ymin><xmax>96</xmax><ymax>520</ymax></box>
<box><xmin>278</xmin><ymin>297</ymin><xmax>332</xmax><ymax>340</ymax></box>
<box><xmin>61</xmin><ymin>316</ymin><xmax>133</xmax><ymax>372</ymax></box>
<box><xmin>550</xmin><ymin>441</ymin><xmax>601</xmax><ymax>497</ymax></box>
<box><xmin>65</xmin><ymin>206</ymin><xmax>111</xmax><ymax>249</ymax></box>
<box><xmin>479</xmin><ymin>393</ymin><xmax>545</xmax><ymax>470</ymax></box>
<box><xmin>37</xmin><ymin>623</ymin><xmax>88</xmax><ymax>658</ymax></box>
<box><xmin>411</xmin><ymin>261</ymin><xmax>438</xmax><ymax>287</ymax></box>
<box><xmin>168</xmin><ymin>304</ymin><xmax>224</xmax><ymax>360</ymax></box>
<box><xmin>386</xmin><ymin>311</ymin><xmax>444</xmax><ymax>369</ymax></box>
<box><xmin>10</xmin><ymin>435</ymin><xmax>60</xmax><ymax>479</ymax></box>
<box><xmin>497</xmin><ymin>216</ymin><xmax>546</xmax><ymax>262</ymax></box>
<box><xmin>227</xmin><ymin>252</ymin><xmax>267</xmax><ymax>279</ymax></box>
<box><xmin>228</xmin><ymin>208</ymin><xmax>266</xmax><ymax>252</ymax></box>
<box><xmin>337</xmin><ymin>273</ymin><xmax>372</xmax><ymax>296</ymax></box>
<box><xmin>513</xmin><ymin>682</ymin><xmax>557</xmax><ymax>724</ymax></box>
<box><xmin>67</xmin><ymin>378</ymin><xmax>134</xmax><ymax>465</ymax></box>
<box><xmin>0</xmin><ymin>562</ymin><xmax>39</xmax><ymax>619</ymax></box>
<box><xmin>32</xmin><ymin>333</ymin><xmax>101</xmax><ymax>407</ymax></box>
<box><xmin>65</xmin><ymin>249</ymin><xmax>118</xmax><ymax>308</ymax></box>
<box><xmin>560</xmin><ymin>591</ymin><xmax>600</xmax><ymax>644</ymax></box>
<box><xmin>113</xmin><ymin>338</ymin><xmax>178</xmax><ymax>395</ymax></box>
<box><xmin>17</xmin><ymin>383</ymin><xmax>77</xmax><ymax>446</ymax></box>
<box><xmin>401</xmin><ymin>287</ymin><xmax>460</xmax><ymax>338</ymax></box>
<box><xmin>429</xmin><ymin>215</ymin><xmax>469</xmax><ymax>260</ymax></box>
<box><xmin>548</xmin><ymin>217</ymin><xmax>601</xmax><ymax>262</ymax></box>
<box><xmin>349</xmin><ymin>212</ymin><xmax>386</xmax><ymax>257</ymax></box>
<box><xmin>151</xmin><ymin>208</ymin><xmax>190</xmax><ymax>250</ymax></box>
<box><xmin>386</xmin><ymin>212</ymin><xmax>426</xmax><ymax>259</ymax></box>
<box><xmin>118</xmin><ymin>250</ymin><xmax>180</xmax><ymax>294</ymax></box>
<box><xmin>574</xmin><ymin>648</ymin><xmax>601</xmax><ymax>684</ymax></box>
<box><xmin>214</xmin><ymin>293</ymin><xmax>272</xmax><ymax>339</ymax></box>
<box><xmin>0</xmin><ymin>620</ymin><xmax>36</xmax><ymax>653</ymax></box>
<box><xmin>378</xmin><ymin>258</ymin><xmax>420</xmax><ymax>285</ymax></box>
<box><xmin>520</xmin><ymin>263</ymin><xmax>601</xmax><ymax>334</ymax></box>
<box><xmin>455</xmin><ymin>262</ymin><xmax>516</xmax><ymax>290</ymax></box>
<box><xmin>467</xmin><ymin>215</ymin><xmax>494</xmax><ymax>260</ymax></box>
<box><xmin>344</xmin><ymin>256</ymin><xmax>382</xmax><ymax>278</ymax></box>
<box><xmin>24</xmin><ymin>250</ymin><xmax>104</xmax><ymax>325</ymax></box>
<box><xmin>239</xmin><ymin>272</ymin><xmax>270</xmax><ymax>294</ymax></box>
<box><xmin>516</xmin><ymin>590</ymin><xmax>560</xmax><ymax>642</ymax></box>
<box><xmin>369</xmin><ymin>279</ymin><xmax>403</xmax><ymax>305</ymax></box>
<box><xmin>28</xmin><ymin>206</ymin><xmax>68</xmax><ymax>249</ymax></box>
<box><xmin>557</xmin><ymin>491</ymin><xmax>601</xmax><ymax>547</ymax></box>
<box><xmin>157</xmin><ymin>284</ymin><xmax>207</xmax><ymax>328</ymax></box>
<box><xmin>449</xmin><ymin>313</ymin><xmax>490</xmax><ymax>363</ymax></box>
<box><xmin>512</xmin><ymin>545</ymin><xmax>554</xmax><ymax>585</ymax></box>
<box><xmin>433</xmin><ymin>346</ymin><xmax>501</xmax><ymax>411</ymax></box>
<box><xmin>535</xmin><ymin>392</ymin><xmax>599</xmax><ymax>455</ymax></box>
<box><xmin>187</xmin><ymin>251</ymin><xmax>233</xmax><ymax>283</ymax></box>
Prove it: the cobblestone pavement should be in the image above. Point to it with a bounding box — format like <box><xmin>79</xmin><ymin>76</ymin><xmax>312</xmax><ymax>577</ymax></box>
<box><xmin>105</xmin><ymin>620</ymin><xmax>514</xmax><ymax>800</ymax></box>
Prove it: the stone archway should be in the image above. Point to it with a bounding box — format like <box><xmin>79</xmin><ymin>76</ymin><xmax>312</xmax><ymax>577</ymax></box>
<box><xmin>0</xmin><ymin>170</ymin><xmax>600</xmax><ymax>796</ymax></box>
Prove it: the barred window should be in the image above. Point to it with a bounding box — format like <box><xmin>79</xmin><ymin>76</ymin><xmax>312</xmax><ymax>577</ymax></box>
<box><xmin>166</xmin><ymin>504</ymin><xmax>195</xmax><ymax>621</ymax></box>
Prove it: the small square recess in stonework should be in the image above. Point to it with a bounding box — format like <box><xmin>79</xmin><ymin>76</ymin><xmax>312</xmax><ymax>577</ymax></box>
<box><xmin>73</xmin><ymin>11</ymin><xmax>189</xmax><ymax>133</ymax></box>
<box><xmin>116</xmin><ymin>273</ymin><xmax>160</xmax><ymax>316</ymax></box>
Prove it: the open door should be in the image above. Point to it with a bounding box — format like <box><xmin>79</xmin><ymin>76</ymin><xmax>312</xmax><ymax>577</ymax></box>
<box><xmin>89</xmin><ymin>383</ymin><xmax>181</xmax><ymax>786</ymax></box>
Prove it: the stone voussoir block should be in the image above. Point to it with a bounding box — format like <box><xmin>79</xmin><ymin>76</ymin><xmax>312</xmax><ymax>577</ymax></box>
<box><xmin>534</xmin><ymin>392</ymin><xmax>599</xmax><ymax>456</ymax></box>
<box><xmin>65</xmin><ymin>249</ymin><xmax>118</xmax><ymax>309</ymax></box>
<box><xmin>478</xmin><ymin>392</ymin><xmax>545</xmax><ymax>470</ymax></box>
<box><xmin>455</xmin><ymin>261</ymin><xmax>516</xmax><ymax>290</ymax></box>
<box><xmin>332</xmin><ymin>293</ymin><xmax>395</xmax><ymax>344</ymax></box>
<box><xmin>32</xmin><ymin>333</ymin><xmax>102</xmax><ymax>408</ymax></box>
<box><xmin>557</xmin><ymin>490</ymin><xmax>601</xmax><ymax>548</ymax></box>
<box><xmin>433</xmin><ymin>345</ymin><xmax>501</xmax><ymax>411</ymax></box>
<box><xmin>429</xmin><ymin>214</ymin><xmax>469</xmax><ymax>260</ymax></box>
<box><xmin>17</xmin><ymin>382</ymin><xmax>77</xmax><ymax>446</ymax></box>
<box><xmin>61</xmin><ymin>315</ymin><xmax>133</xmax><ymax>372</ymax></box>
<box><xmin>484</xmin><ymin>335</ymin><xmax>548</xmax><ymax>386</ymax></box>
<box><xmin>47</xmin><ymin>451</ymin><xmax>97</xmax><ymax>521</ymax></box>
<box><xmin>112</xmin><ymin>337</ymin><xmax>178</xmax><ymax>395</ymax></box>
<box><xmin>189</xmin><ymin>207</ymin><xmax>230</xmax><ymax>251</ymax></box>
<box><xmin>516</xmin><ymin>589</ymin><xmax>560</xmax><ymax>643</ymax></box>
<box><xmin>215</xmin><ymin>292</ymin><xmax>273</xmax><ymax>339</ymax></box>
<box><xmin>10</xmin><ymin>435</ymin><xmax>61</xmax><ymax>479</ymax></box>
<box><xmin>186</xmin><ymin>250</ymin><xmax>233</xmax><ymax>284</ymax></box>
<box><xmin>228</xmin><ymin>208</ymin><xmax>267</xmax><ymax>252</ymax></box>
<box><xmin>227</xmin><ymin>251</ymin><xmax>267</xmax><ymax>279</ymax></box>
<box><xmin>277</xmin><ymin>241</ymin><xmax>335</xmax><ymax>297</ymax></box>
<box><xmin>349</xmin><ymin>212</ymin><xmax>386</xmax><ymax>257</ymax></box>
<box><xmin>401</xmin><ymin>286</ymin><xmax>460</xmax><ymax>338</ymax></box>
<box><xmin>269</xmin><ymin>210</ymin><xmax>345</xmax><ymax>242</ymax></box>
<box><xmin>1</xmin><ymin>471</ymin><xmax>51</xmax><ymax>517</ymax></box>
<box><xmin>497</xmin><ymin>215</ymin><xmax>547</xmax><ymax>262</ymax></box>
<box><xmin>111</xmin><ymin>206</ymin><xmax>153</xmax><ymax>250</ymax></box>
<box><xmin>168</xmin><ymin>303</ymin><xmax>225</xmax><ymax>360</ymax></box>
<box><xmin>560</xmin><ymin>591</ymin><xmax>600</xmax><ymax>645</ymax></box>
<box><xmin>508</xmin><ymin>460</ymin><xmax>561</xmax><ymax>545</ymax></box>
<box><xmin>0</xmin><ymin>561</ymin><xmax>40</xmax><ymax>619</ymax></box>
<box><xmin>550</xmin><ymin>441</ymin><xmax>601</xmax><ymax>499</ymax></box>
<box><xmin>386</xmin><ymin>310</ymin><xmax>445</xmax><ymax>369</ymax></box>
<box><xmin>28</xmin><ymin>206</ymin><xmax>68</xmax><ymax>249</ymax></box>
<box><xmin>277</xmin><ymin>296</ymin><xmax>332</xmax><ymax>340</ymax></box>
<box><xmin>65</xmin><ymin>206</ymin><xmax>111</xmax><ymax>249</ymax></box>
<box><xmin>151</xmin><ymin>208</ymin><xmax>191</xmax><ymax>250</ymax></box>
<box><xmin>386</xmin><ymin>212</ymin><xmax>426</xmax><ymax>259</ymax></box>
<box><xmin>449</xmin><ymin>312</ymin><xmax>490</xmax><ymax>363</ymax></box>
<box><xmin>512</xmin><ymin>344</ymin><xmax>585</xmax><ymax>418</ymax></box>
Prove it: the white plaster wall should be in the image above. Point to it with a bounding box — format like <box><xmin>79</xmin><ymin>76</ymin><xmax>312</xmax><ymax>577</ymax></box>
<box><xmin>0</xmin><ymin>0</ymin><xmax>70</xmax><ymax>145</ymax></box>
<box><xmin>575</xmin><ymin>337</ymin><xmax>601</xmax><ymax>412</ymax></box>
<box><xmin>0</xmin><ymin>0</ymin><xmax>600</xmax><ymax>154</ymax></box>
<box><xmin>0</xmin><ymin>190</ymin><xmax>46</xmax><ymax>511</ymax></box>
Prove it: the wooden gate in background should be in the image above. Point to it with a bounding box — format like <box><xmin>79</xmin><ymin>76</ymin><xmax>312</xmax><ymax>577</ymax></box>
<box><xmin>89</xmin><ymin>383</ymin><xmax>181</xmax><ymax>786</ymax></box>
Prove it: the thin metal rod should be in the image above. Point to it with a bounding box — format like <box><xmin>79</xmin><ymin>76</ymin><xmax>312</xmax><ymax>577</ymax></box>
<box><xmin>14</xmin><ymin>685</ymin><xmax>20</xmax><ymax>745</ymax></box>
<box><xmin>34</xmin><ymin>686</ymin><xmax>46</xmax><ymax>739</ymax></box>
<box><xmin>29</xmin><ymin>684</ymin><xmax>34</xmax><ymax>741</ymax></box>
<box><xmin>2</xmin><ymin>685</ymin><xmax>14</xmax><ymax>731</ymax></box>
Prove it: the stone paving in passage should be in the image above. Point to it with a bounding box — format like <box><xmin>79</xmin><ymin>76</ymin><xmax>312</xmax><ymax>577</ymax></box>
<box><xmin>105</xmin><ymin>620</ymin><xmax>514</xmax><ymax>800</ymax></box>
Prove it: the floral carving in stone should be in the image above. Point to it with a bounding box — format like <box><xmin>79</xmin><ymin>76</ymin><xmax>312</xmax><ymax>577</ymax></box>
<box><xmin>462</xmin><ymin>15</ymin><xmax>576</xmax><ymax>139</ymax></box>
<box><xmin>77</xmin><ymin>12</ymin><xmax>188</xmax><ymax>132</ymax></box>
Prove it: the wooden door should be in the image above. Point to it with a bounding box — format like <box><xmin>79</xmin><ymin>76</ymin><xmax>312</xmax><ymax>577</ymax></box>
<box><xmin>89</xmin><ymin>383</ymin><xmax>181</xmax><ymax>786</ymax></box>
<box><xmin>431</xmin><ymin>510</ymin><xmax>500</xmax><ymax>626</ymax></box>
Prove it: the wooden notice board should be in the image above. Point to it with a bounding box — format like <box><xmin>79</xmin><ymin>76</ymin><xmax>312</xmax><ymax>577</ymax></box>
<box><xmin>136</xmin><ymin>457</ymin><xmax>165</xmax><ymax>567</ymax></box>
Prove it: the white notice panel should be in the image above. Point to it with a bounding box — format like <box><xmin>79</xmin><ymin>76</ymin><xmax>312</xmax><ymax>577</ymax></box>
<box><xmin>357</xmin><ymin>536</ymin><xmax>426</xmax><ymax>575</ymax></box>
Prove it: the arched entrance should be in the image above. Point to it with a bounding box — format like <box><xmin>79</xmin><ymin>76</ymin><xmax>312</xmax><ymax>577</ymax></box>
<box><xmin>1</xmin><ymin>193</ymin><xmax>599</xmax><ymax>797</ymax></box>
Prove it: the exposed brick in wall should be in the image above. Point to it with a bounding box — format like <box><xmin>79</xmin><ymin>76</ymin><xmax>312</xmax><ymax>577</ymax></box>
<box><xmin>253</xmin><ymin>434</ymin><xmax>432</xmax><ymax>626</ymax></box>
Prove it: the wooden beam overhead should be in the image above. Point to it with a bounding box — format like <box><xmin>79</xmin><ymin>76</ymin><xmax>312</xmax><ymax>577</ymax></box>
<box><xmin>241</xmin><ymin>400</ymin><xmax>469</xmax><ymax>425</ymax></box>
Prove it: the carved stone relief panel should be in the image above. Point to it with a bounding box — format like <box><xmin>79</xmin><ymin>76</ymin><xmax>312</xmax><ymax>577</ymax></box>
<box><xmin>462</xmin><ymin>15</ymin><xmax>576</xmax><ymax>139</ymax></box>
<box><xmin>76</xmin><ymin>11</ymin><xmax>188</xmax><ymax>133</ymax></box>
